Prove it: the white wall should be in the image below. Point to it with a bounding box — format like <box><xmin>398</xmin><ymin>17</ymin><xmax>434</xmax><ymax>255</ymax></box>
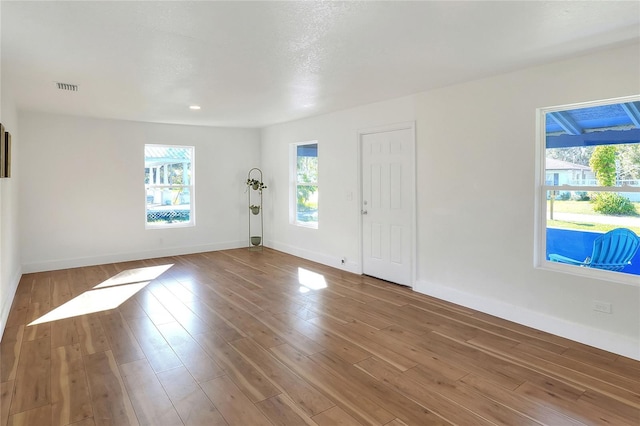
<box><xmin>0</xmin><ymin>58</ymin><xmax>22</xmax><ymax>338</ymax></box>
<box><xmin>260</xmin><ymin>95</ymin><xmax>416</xmax><ymax>272</ymax></box>
<box><xmin>19</xmin><ymin>112</ymin><xmax>260</xmax><ymax>272</ymax></box>
<box><xmin>415</xmin><ymin>43</ymin><xmax>640</xmax><ymax>358</ymax></box>
<box><xmin>261</xmin><ymin>43</ymin><xmax>640</xmax><ymax>359</ymax></box>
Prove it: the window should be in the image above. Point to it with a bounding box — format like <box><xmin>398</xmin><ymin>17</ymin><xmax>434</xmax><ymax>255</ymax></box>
<box><xmin>145</xmin><ymin>145</ymin><xmax>194</xmax><ymax>228</ymax></box>
<box><xmin>537</xmin><ymin>97</ymin><xmax>640</xmax><ymax>283</ymax></box>
<box><xmin>291</xmin><ymin>142</ymin><xmax>318</xmax><ymax>228</ymax></box>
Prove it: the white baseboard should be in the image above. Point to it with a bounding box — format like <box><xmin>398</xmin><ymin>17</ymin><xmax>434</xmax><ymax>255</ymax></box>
<box><xmin>1</xmin><ymin>266</ymin><xmax>23</xmax><ymax>342</ymax></box>
<box><xmin>414</xmin><ymin>279</ymin><xmax>640</xmax><ymax>361</ymax></box>
<box><xmin>268</xmin><ymin>241</ymin><xmax>361</xmax><ymax>274</ymax></box>
<box><xmin>21</xmin><ymin>240</ymin><xmax>247</xmax><ymax>274</ymax></box>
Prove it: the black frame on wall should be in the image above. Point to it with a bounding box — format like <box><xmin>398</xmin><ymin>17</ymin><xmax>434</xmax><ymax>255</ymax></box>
<box><xmin>0</xmin><ymin>123</ymin><xmax>11</xmax><ymax>178</ymax></box>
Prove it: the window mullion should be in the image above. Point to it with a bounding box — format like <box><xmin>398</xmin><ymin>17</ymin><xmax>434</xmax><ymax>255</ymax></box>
<box><xmin>543</xmin><ymin>185</ymin><xmax>640</xmax><ymax>193</ymax></box>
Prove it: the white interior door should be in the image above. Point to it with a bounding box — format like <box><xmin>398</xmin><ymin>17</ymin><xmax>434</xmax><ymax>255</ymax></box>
<box><xmin>361</xmin><ymin>125</ymin><xmax>415</xmax><ymax>286</ymax></box>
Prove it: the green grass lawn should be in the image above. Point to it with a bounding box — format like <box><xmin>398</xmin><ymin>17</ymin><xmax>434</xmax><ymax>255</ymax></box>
<box><xmin>547</xmin><ymin>200</ymin><xmax>640</xmax><ymax>234</ymax></box>
<box><xmin>546</xmin><ymin>200</ymin><xmax>596</xmax><ymax>214</ymax></box>
<box><xmin>547</xmin><ymin>200</ymin><xmax>640</xmax><ymax>214</ymax></box>
<box><xmin>547</xmin><ymin>220</ymin><xmax>640</xmax><ymax>235</ymax></box>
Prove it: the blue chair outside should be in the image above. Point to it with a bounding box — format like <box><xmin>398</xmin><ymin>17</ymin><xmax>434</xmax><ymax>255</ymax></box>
<box><xmin>549</xmin><ymin>228</ymin><xmax>640</xmax><ymax>272</ymax></box>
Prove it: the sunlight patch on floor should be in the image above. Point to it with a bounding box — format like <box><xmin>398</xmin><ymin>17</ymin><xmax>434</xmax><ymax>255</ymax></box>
<box><xmin>29</xmin><ymin>282</ymin><xmax>150</xmax><ymax>325</ymax></box>
<box><xmin>28</xmin><ymin>264</ymin><xmax>174</xmax><ymax>325</ymax></box>
<box><xmin>298</xmin><ymin>267</ymin><xmax>327</xmax><ymax>293</ymax></box>
<box><xmin>94</xmin><ymin>264</ymin><xmax>173</xmax><ymax>288</ymax></box>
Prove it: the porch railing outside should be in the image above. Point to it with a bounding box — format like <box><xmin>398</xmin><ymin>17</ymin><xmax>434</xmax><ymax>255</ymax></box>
<box><xmin>545</xmin><ymin>179</ymin><xmax>640</xmax><ymax>186</ymax></box>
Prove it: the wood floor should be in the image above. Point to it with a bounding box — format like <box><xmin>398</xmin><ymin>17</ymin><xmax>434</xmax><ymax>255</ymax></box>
<box><xmin>1</xmin><ymin>248</ymin><xmax>639</xmax><ymax>426</ymax></box>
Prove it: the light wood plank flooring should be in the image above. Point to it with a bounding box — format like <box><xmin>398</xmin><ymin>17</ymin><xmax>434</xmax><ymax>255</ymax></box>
<box><xmin>1</xmin><ymin>248</ymin><xmax>639</xmax><ymax>425</ymax></box>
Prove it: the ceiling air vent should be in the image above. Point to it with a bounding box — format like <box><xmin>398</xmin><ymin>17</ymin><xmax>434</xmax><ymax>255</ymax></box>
<box><xmin>56</xmin><ymin>82</ymin><xmax>78</xmax><ymax>92</ymax></box>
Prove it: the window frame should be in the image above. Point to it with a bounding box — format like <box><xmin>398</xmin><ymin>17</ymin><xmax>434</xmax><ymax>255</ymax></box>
<box><xmin>290</xmin><ymin>141</ymin><xmax>319</xmax><ymax>229</ymax></box>
<box><xmin>535</xmin><ymin>95</ymin><xmax>640</xmax><ymax>286</ymax></box>
<box><xmin>144</xmin><ymin>144</ymin><xmax>195</xmax><ymax>229</ymax></box>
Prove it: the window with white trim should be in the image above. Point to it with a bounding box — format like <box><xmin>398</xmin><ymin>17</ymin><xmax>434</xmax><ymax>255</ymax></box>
<box><xmin>145</xmin><ymin>145</ymin><xmax>194</xmax><ymax>228</ymax></box>
<box><xmin>291</xmin><ymin>142</ymin><xmax>318</xmax><ymax>228</ymax></box>
<box><xmin>537</xmin><ymin>96</ymin><xmax>640</xmax><ymax>283</ymax></box>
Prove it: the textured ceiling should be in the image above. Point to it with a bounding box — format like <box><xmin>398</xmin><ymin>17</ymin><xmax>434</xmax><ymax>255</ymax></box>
<box><xmin>2</xmin><ymin>1</ymin><xmax>639</xmax><ymax>128</ymax></box>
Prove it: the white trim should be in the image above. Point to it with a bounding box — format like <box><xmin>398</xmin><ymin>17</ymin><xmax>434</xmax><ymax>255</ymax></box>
<box><xmin>415</xmin><ymin>279</ymin><xmax>640</xmax><ymax>360</ymax></box>
<box><xmin>538</xmin><ymin>259</ymin><xmax>639</xmax><ymax>286</ymax></box>
<box><xmin>268</xmin><ymin>240</ymin><xmax>361</xmax><ymax>274</ymax></box>
<box><xmin>144</xmin><ymin>144</ymin><xmax>195</xmax><ymax>229</ymax></box>
<box><xmin>290</xmin><ymin>140</ymin><xmax>319</xmax><ymax>229</ymax></box>
<box><xmin>535</xmin><ymin>95</ymin><xmax>640</xmax><ymax>285</ymax></box>
<box><xmin>293</xmin><ymin>221</ymin><xmax>318</xmax><ymax>230</ymax></box>
<box><xmin>543</xmin><ymin>185</ymin><xmax>640</xmax><ymax>193</ymax></box>
<box><xmin>358</xmin><ymin>121</ymin><xmax>416</xmax><ymax>136</ymax></box>
<box><xmin>0</xmin><ymin>267</ymin><xmax>23</xmax><ymax>342</ymax></box>
<box><xmin>21</xmin><ymin>240</ymin><xmax>246</xmax><ymax>274</ymax></box>
<box><xmin>145</xmin><ymin>216</ymin><xmax>196</xmax><ymax>230</ymax></box>
<box><xmin>542</xmin><ymin>94</ymin><xmax>640</xmax><ymax>114</ymax></box>
<box><xmin>533</xmin><ymin>109</ymin><xmax>546</xmax><ymax>268</ymax></box>
<box><xmin>357</xmin><ymin>121</ymin><xmax>416</xmax><ymax>288</ymax></box>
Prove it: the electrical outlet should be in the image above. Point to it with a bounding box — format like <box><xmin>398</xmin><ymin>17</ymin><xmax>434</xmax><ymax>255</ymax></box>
<box><xmin>592</xmin><ymin>300</ymin><xmax>612</xmax><ymax>314</ymax></box>
<box><xmin>341</xmin><ymin>257</ymin><xmax>346</xmax><ymax>265</ymax></box>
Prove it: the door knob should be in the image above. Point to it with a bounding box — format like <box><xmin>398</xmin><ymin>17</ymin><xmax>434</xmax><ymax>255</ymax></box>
<box><xmin>361</xmin><ymin>210</ymin><xmax>368</xmax><ymax>215</ymax></box>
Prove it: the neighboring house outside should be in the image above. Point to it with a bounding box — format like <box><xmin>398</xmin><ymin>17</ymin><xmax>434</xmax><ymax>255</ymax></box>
<box><xmin>545</xmin><ymin>157</ymin><xmax>640</xmax><ymax>201</ymax></box>
<box><xmin>545</xmin><ymin>158</ymin><xmax>595</xmax><ymax>187</ymax></box>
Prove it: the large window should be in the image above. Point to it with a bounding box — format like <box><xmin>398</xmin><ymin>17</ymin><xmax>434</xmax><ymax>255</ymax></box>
<box><xmin>537</xmin><ymin>97</ymin><xmax>640</xmax><ymax>283</ymax></box>
<box><xmin>145</xmin><ymin>145</ymin><xmax>194</xmax><ymax>228</ymax></box>
<box><xmin>291</xmin><ymin>142</ymin><xmax>318</xmax><ymax>228</ymax></box>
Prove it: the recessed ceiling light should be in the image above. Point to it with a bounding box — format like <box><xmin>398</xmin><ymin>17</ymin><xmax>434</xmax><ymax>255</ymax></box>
<box><xmin>189</xmin><ymin>105</ymin><xmax>201</xmax><ymax>110</ymax></box>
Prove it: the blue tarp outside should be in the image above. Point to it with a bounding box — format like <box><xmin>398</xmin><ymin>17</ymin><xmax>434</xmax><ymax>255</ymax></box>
<box><xmin>546</xmin><ymin>228</ymin><xmax>640</xmax><ymax>275</ymax></box>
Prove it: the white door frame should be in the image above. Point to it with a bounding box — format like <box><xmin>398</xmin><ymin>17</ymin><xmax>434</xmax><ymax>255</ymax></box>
<box><xmin>357</xmin><ymin>121</ymin><xmax>416</xmax><ymax>288</ymax></box>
